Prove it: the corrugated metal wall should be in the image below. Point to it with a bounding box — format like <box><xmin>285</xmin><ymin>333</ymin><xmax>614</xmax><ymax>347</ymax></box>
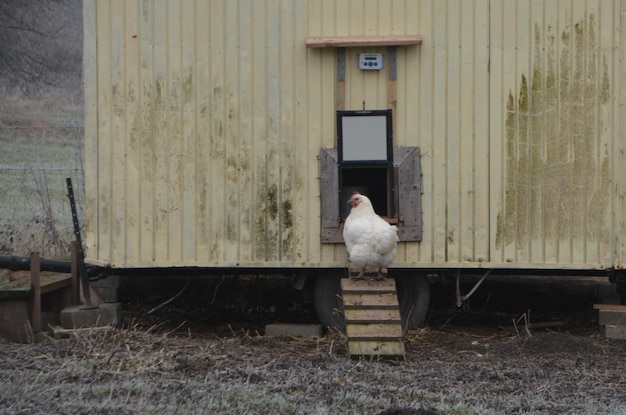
<box><xmin>84</xmin><ymin>0</ymin><xmax>625</xmax><ymax>270</ymax></box>
<box><xmin>489</xmin><ymin>0</ymin><xmax>624</xmax><ymax>268</ymax></box>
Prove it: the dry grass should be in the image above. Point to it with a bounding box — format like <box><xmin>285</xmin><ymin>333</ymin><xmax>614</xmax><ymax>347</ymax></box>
<box><xmin>0</xmin><ymin>320</ymin><xmax>624</xmax><ymax>415</ymax></box>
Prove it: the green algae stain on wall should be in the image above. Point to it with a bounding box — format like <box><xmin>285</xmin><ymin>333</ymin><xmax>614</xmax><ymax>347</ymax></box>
<box><xmin>497</xmin><ymin>16</ymin><xmax>611</xmax><ymax>251</ymax></box>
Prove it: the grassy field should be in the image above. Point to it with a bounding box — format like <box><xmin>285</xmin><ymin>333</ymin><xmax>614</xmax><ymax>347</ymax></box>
<box><xmin>0</xmin><ymin>97</ymin><xmax>84</xmax><ymax>257</ymax></box>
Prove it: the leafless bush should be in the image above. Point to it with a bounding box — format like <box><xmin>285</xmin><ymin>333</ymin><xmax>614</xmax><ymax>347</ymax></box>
<box><xmin>30</xmin><ymin>168</ymin><xmax>68</xmax><ymax>255</ymax></box>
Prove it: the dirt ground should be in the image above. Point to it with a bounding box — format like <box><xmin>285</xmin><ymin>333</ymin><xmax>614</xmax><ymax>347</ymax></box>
<box><xmin>1</xmin><ymin>277</ymin><xmax>625</xmax><ymax>415</ymax></box>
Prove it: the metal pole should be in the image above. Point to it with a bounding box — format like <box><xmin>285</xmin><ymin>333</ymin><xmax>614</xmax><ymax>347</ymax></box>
<box><xmin>66</xmin><ymin>177</ymin><xmax>91</xmax><ymax>306</ymax></box>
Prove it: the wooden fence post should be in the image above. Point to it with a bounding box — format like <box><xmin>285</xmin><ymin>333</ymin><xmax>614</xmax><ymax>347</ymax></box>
<box><xmin>30</xmin><ymin>252</ymin><xmax>43</xmax><ymax>343</ymax></box>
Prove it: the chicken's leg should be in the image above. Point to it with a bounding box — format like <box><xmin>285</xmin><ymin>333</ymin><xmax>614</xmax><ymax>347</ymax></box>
<box><xmin>375</xmin><ymin>268</ymin><xmax>386</xmax><ymax>280</ymax></box>
<box><xmin>352</xmin><ymin>269</ymin><xmax>365</xmax><ymax>279</ymax></box>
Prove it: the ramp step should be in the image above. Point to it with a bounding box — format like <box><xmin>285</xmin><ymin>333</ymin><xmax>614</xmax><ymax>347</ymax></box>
<box><xmin>346</xmin><ymin>323</ymin><xmax>403</xmax><ymax>338</ymax></box>
<box><xmin>342</xmin><ymin>293</ymin><xmax>400</xmax><ymax>307</ymax></box>
<box><xmin>348</xmin><ymin>340</ymin><xmax>405</xmax><ymax>356</ymax></box>
<box><xmin>344</xmin><ymin>308</ymin><xmax>402</xmax><ymax>321</ymax></box>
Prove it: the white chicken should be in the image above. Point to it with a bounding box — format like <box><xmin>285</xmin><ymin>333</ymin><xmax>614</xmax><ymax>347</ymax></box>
<box><xmin>343</xmin><ymin>192</ymin><xmax>398</xmax><ymax>279</ymax></box>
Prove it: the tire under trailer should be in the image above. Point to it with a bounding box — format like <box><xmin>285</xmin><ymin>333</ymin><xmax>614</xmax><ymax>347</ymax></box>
<box><xmin>313</xmin><ymin>271</ymin><xmax>430</xmax><ymax>332</ymax></box>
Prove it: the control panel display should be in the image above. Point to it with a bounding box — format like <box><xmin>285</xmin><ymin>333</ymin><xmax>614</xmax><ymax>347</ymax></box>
<box><xmin>358</xmin><ymin>53</ymin><xmax>384</xmax><ymax>70</ymax></box>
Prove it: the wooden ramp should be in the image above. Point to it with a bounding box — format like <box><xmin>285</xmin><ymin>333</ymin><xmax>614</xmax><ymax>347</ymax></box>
<box><xmin>340</xmin><ymin>278</ymin><xmax>405</xmax><ymax>357</ymax></box>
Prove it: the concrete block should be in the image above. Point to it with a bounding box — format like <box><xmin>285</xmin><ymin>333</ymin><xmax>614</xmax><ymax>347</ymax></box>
<box><xmin>90</xmin><ymin>275</ymin><xmax>120</xmax><ymax>303</ymax></box>
<box><xmin>598</xmin><ymin>309</ymin><xmax>626</xmax><ymax>326</ymax></box>
<box><xmin>60</xmin><ymin>303</ymin><xmax>123</xmax><ymax>329</ymax></box>
<box><xmin>265</xmin><ymin>323</ymin><xmax>322</xmax><ymax>337</ymax></box>
<box><xmin>600</xmin><ymin>325</ymin><xmax>626</xmax><ymax>340</ymax></box>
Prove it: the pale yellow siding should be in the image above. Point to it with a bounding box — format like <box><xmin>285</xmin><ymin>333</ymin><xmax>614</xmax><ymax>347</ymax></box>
<box><xmin>84</xmin><ymin>0</ymin><xmax>626</xmax><ymax>270</ymax></box>
<box><xmin>489</xmin><ymin>0</ymin><xmax>624</xmax><ymax>268</ymax></box>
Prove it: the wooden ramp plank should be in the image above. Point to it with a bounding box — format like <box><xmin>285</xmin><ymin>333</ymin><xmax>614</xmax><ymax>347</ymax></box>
<box><xmin>344</xmin><ymin>308</ymin><xmax>402</xmax><ymax>322</ymax></box>
<box><xmin>346</xmin><ymin>323</ymin><xmax>403</xmax><ymax>338</ymax></box>
<box><xmin>342</xmin><ymin>292</ymin><xmax>400</xmax><ymax>307</ymax></box>
<box><xmin>348</xmin><ymin>340</ymin><xmax>405</xmax><ymax>356</ymax></box>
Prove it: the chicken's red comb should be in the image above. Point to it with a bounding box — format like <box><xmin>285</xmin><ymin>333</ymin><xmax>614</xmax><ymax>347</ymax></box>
<box><xmin>352</xmin><ymin>191</ymin><xmax>360</xmax><ymax>195</ymax></box>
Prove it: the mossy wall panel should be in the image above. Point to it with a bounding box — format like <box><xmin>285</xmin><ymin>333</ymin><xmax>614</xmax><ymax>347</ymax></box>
<box><xmin>84</xmin><ymin>0</ymin><xmax>625</xmax><ymax>270</ymax></box>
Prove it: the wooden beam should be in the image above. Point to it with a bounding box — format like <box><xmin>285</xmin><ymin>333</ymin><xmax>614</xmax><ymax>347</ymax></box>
<box><xmin>594</xmin><ymin>304</ymin><xmax>626</xmax><ymax>311</ymax></box>
<box><xmin>30</xmin><ymin>252</ymin><xmax>43</xmax><ymax>343</ymax></box>
<box><xmin>336</xmin><ymin>48</ymin><xmax>346</xmax><ymax>111</ymax></box>
<box><xmin>306</xmin><ymin>35</ymin><xmax>423</xmax><ymax>48</ymax></box>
